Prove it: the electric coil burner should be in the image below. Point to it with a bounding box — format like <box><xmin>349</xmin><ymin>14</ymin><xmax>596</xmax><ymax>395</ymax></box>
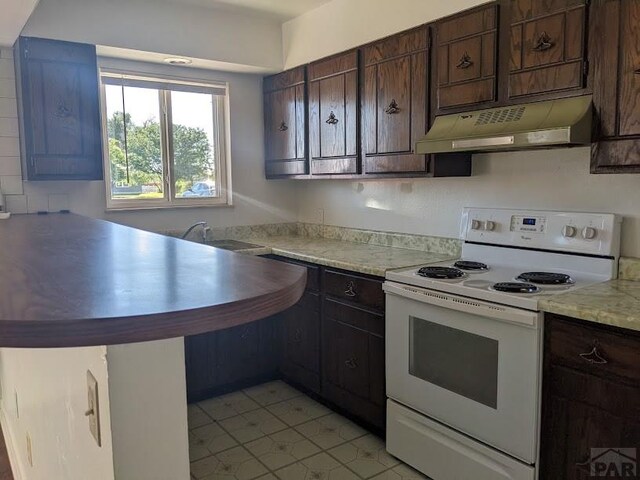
<box><xmin>454</xmin><ymin>260</ymin><xmax>489</xmax><ymax>271</ymax></box>
<box><xmin>492</xmin><ymin>282</ymin><xmax>540</xmax><ymax>294</ymax></box>
<box><xmin>417</xmin><ymin>266</ymin><xmax>464</xmax><ymax>279</ymax></box>
<box><xmin>515</xmin><ymin>272</ymin><xmax>574</xmax><ymax>285</ymax></box>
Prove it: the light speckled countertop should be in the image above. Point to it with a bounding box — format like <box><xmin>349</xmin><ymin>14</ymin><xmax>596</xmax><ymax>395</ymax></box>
<box><xmin>540</xmin><ymin>257</ymin><xmax>640</xmax><ymax>333</ymax></box>
<box><xmin>234</xmin><ymin>235</ymin><xmax>455</xmax><ymax>277</ymax></box>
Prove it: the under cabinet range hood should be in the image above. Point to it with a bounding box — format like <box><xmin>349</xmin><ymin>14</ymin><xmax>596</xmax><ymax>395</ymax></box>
<box><xmin>416</xmin><ymin>95</ymin><xmax>592</xmax><ymax>154</ymax></box>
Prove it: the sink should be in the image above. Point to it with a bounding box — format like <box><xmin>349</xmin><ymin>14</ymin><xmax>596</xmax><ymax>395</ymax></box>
<box><xmin>204</xmin><ymin>239</ymin><xmax>263</xmax><ymax>251</ymax></box>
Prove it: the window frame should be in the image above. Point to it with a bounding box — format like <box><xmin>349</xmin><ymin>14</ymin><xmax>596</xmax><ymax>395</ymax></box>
<box><xmin>99</xmin><ymin>69</ymin><xmax>232</xmax><ymax>211</ymax></box>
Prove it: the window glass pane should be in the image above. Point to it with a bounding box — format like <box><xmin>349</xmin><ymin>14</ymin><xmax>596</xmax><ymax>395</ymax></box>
<box><xmin>409</xmin><ymin>316</ymin><xmax>499</xmax><ymax>408</ymax></box>
<box><xmin>105</xmin><ymin>85</ymin><xmax>164</xmax><ymax>201</ymax></box>
<box><xmin>171</xmin><ymin>91</ymin><xmax>217</xmax><ymax>199</ymax></box>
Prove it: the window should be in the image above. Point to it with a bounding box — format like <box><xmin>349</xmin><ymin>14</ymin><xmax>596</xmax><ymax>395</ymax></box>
<box><xmin>100</xmin><ymin>71</ymin><xmax>231</xmax><ymax>209</ymax></box>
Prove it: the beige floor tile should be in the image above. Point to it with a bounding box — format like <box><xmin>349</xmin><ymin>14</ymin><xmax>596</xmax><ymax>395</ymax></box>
<box><xmin>274</xmin><ymin>452</ymin><xmax>360</xmax><ymax>480</ymax></box>
<box><xmin>199</xmin><ymin>391</ymin><xmax>261</xmax><ymax>420</ymax></box>
<box><xmin>243</xmin><ymin>381</ymin><xmax>302</xmax><ymax>406</ymax></box>
<box><xmin>295</xmin><ymin>413</ymin><xmax>367</xmax><ymax>450</ymax></box>
<box><xmin>194</xmin><ymin>446</ymin><xmax>268</xmax><ymax>480</ymax></box>
<box><xmin>220</xmin><ymin>408</ymin><xmax>287</xmax><ymax>443</ymax></box>
<box><xmin>329</xmin><ymin>434</ymin><xmax>399</xmax><ymax>479</ymax></box>
<box><xmin>189</xmin><ymin>404</ymin><xmax>213</xmax><ymax>429</ymax></box>
<box><xmin>256</xmin><ymin>475</ymin><xmax>278</xmax><ymax>480</ymax></box>
<box><xmin>191</xmin><ymin>422</ymin><xmax>239</xmax><ymax>455</ymax></box>
<box><xmin>267</xmin><ymin>396</ymin><xmax>331</xmax><ymax>426</ymax></box>
<box><xmin>370</xmin><ymin>464</ymin><xmax>431</xmax><ymax>479</ymax></box>
<box><xmin>245</xmin><ymin>428</ymin><xmax>321</xmax><ymax>470</ymax></box>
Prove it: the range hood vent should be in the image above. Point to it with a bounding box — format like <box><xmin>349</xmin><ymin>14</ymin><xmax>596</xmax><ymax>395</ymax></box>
<box><xmin>416</xmin><ymin>95</ymin><xmax>592</xmax><ymax>154</ymax></box>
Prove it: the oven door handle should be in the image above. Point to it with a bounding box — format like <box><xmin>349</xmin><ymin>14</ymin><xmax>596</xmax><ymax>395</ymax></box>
<box><xmin>383</xmin><ymin>281</ymin><xmax>539</xmax><ymax>327</ymax></box>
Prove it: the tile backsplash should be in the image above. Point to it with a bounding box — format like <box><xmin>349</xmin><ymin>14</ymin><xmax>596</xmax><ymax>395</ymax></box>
<box><xmin>0</xmin><ymin>48</ymin><xmax>25</xmax><ymax>212</ymax></box>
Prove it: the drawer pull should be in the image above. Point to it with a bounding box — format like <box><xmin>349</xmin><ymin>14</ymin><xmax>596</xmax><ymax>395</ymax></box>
<box><xmin>634</xmin><ymin>68</ymin><xmax>640</xmax><ymax>75</ymax></box>
<box><xmin>345</xmin><ymin>357</ymin><xmax>358</xmax><ymax>369</ymax></box>
<box><xmin>384</xmin><ymin>99</ymin><xmax>400</xmax><ymax>114</ymax></box>
<box><xmin>278</xmin><ymin>121</ymin><xmax>288</xmax><ymax>132</ymax></box>
<box><xmin>456</xmin><ymin>52</ymin><xmax>473</xmax><ymax>69</ymax></box>
<box><xmin>325</xmin><ymin>111</ymin><xmax>339</xmax><ymax>125</ymax></box>
<box><xmin>579</xmin><ymin>346</ymin><xmax>608</xmax><ymax>365</ymax></box>
<box><xmin>532</xmin><ymin>32</ymin><xmax>554</xmax><ymax>52</ymax></box>
<box><xmin>292</xmin><ymin>328</ymin><xmax>302</xmax><ymax>343</ymax></box>
<box><xmin>344</xmin><ymin>281</ymin><xmax>357</xmax><ymax>297</ymax></box>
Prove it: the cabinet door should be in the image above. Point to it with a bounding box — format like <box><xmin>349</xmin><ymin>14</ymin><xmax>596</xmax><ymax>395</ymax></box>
<box><xmin>362</xmin><ymin>27</ymin><xmax>429</xmax><ymax>174</ymax></box>
<box><xmin>281</xmin><ymin>293</ymin><xmax>321</xmax><ymax>393</ymax></box>
<box><xmin>184</xmin><ymin>333</ymin><xmax>218</xmax><ymax>403</ymax></box>
<box><xmin>17</xmin><ymin>37</ymin><xmax>103</xmax><ymax>180</ymax></box>
<box><xmin>507</xmin><ymin>0</ymin><xmax>587</xmax><ymax>99</ymax></box>
<box><xmin>308</xmin><ymin>50</ymin><xmax>358</xmax><ymax>175</ymax></box>
<box><xmin>590</xmin><ymin>0</ymin><xmax>640</xmax><ymax>172</ymax></box>
<box><xmin>434</xmin><ymin>4</ymin><xmax>498</xmax><ymax>111</ymax></box>
<box><xmin>263</xmin><ymin>67</ymin><xmax>307</xmax><ymax>177</ymax></box>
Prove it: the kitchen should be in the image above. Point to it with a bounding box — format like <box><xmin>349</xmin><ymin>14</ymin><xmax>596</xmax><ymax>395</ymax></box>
<box><xmin>0</xmin><ymin>0</ymin><xmax>639</xmax><ymax>479</ymax></box>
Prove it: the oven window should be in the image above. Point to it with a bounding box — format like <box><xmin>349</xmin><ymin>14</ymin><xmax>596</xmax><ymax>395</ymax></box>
<box><xmin>409</xmin><ymin>316</ymin><xmax>498</xmax><ymax>408</ymax></box>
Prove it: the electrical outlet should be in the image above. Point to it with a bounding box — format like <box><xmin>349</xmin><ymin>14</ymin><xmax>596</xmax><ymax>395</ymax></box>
<box><xmin>26</xmin><ymin>433</ymin><xmax>32</xmax><ymax>467</ymax></box>
<box><xmin>86</xmin><ymin>370</ymin><xmax>101</xmax><ymax>446</ymax></box>
<box><xmin>315</xmin><ymin>208</ymin><xmax>325</xmax><ymax>225</ymax></box>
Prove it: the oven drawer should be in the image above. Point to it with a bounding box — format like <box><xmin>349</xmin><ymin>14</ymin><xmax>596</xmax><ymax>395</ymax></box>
<box><xmin>387</xmin><ymin>400</ymin><xmax>535</xmax><ymax>480</ymax></box>
<box><xmin>324</xmin><ymin>270</ymin><xmax>384</xmax><ymax>311</ymax></box>
<box><xmin>546</xmin><ymin>314</ymin><xmax>640</xmax><ymax>385</ymax></box>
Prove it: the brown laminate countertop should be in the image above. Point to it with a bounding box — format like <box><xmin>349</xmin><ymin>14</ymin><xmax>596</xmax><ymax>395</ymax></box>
<box><xmin>0</xmin><ymin>214</ymin><xmax>306</xmax><ymax>348</ymax></box>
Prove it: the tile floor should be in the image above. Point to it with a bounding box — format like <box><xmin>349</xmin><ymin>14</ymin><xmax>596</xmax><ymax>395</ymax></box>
<box><xmin>188</xmin><ymin>380</ymin><xmax>429</xmax><ymax>480</ymax></box>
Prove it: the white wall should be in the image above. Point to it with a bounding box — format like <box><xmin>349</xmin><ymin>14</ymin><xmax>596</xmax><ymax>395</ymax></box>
<box><xmin>0</xmin><ymin>346</ymin><xmax>115</xmax><ymax>480</ymax></box>
<box><xmin>282</xmin><ymin>0</ymin><xmax>488</xmax><ymax>68</ymax></box>
<box><xmin>107</xmin><ymin>339</ymin><xmax>189</xmax><ymax>480</ymax></box>
<box><xmin>0</xmin><ymin>50</ymin><xmax>298</xmax><ymax>233</ymax></box>
<box><xmin>23</xmin><ymin>0</ymin><xmax>283</xmax><ymax>72</ymax></box>
<box><xmin>286</xmin><ymin>0</ymin><xmax>640</xmax><ymax>258</ymax></box>
<box><xmin>297</xmin><ymin>148</ymin><xmax>640</xmax><ymax>257</ymax></box>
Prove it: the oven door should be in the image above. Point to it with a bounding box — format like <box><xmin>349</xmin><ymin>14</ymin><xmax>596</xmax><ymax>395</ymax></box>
<box><xmin>384</xmin><ymin>281</ymin><xmax>542</xmax><ymax>464</ymax></box>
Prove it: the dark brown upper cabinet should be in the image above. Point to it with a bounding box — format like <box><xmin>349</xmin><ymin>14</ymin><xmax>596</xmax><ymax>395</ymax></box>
<box><xmin>361</xmin><ymin>26</ymin><xmax>430</xmax><ymax>175</ymax></box>
<box><xmin>308</xmin><ymin>50</ymin><xmax>359</xmax><ymax>176</ymax></box>
<box><xmin>263</xmin><ymin>66</ymin><xmax>307</xmax><ymax>178</ymax></box>
<box><xmin>15</xmin><ymin>37</ymin><xmax>103</xmax><ymax>181</ymax></box>
<box><xmin>590</xmin><ymin>0</ymin><xmax>640</xmax><ymax>173</ymax></box>
<box><xmin>433</xmin><ymin>3</ymin><xmax>498</xmax><ymax>113</ymax></box>
<box><xmin>505</xmin><ymin>0</ymin><xmax>588</xmax><ymax>100</ymax></box>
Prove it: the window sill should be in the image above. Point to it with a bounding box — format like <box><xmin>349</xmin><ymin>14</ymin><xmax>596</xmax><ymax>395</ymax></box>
<box><xmin>105</xmin><ymin>202</ymin><xmax>233</xmax><ymax>212</ymax></box>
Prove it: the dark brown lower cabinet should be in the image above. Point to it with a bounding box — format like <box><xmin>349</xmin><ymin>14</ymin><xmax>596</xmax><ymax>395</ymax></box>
<box><xmin>184</xmin><ymin>315</ymin><xmax>279</xmax><ymax>402</ymax></box>
<box><xmin>539</xmin><ymin>314</ymin><xmax>640</xmax><ymax>480</ymax></box>
<box><xmin>185</xmin><ymin>256</ymin><xmax>386</xmax><ymax>432</ymax></box>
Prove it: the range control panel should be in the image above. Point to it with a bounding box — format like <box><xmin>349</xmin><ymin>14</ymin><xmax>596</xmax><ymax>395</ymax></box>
<box><xmin>461</xmin><ymin>208</ymin><xmax>621</xmax><ymax>257</ymax></box>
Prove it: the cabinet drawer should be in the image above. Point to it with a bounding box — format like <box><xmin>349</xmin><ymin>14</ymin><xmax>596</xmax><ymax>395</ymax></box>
<box><xmin>324</xmin><ymin>270</ymin><xmax>384</xmax><ymax>311</ymax></box>
<box><xmin>323</xmin><ymin>298</ymin><xmax>384</xmax><ymax>337</ymax></box>
<box><xmin>546</xmin><ymin>315</ymin><xmax>640</xmax><ymax>385</ymax></box>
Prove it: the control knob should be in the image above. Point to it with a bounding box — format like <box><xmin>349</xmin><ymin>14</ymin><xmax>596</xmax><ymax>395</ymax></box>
<box><xmin>581</xmin><ymin>226</ymin><xmax>597</xmax><ymax>240</ymax></box>
<box><xmin>471</xmin><ymin>220</ymin><xmax>481</xmax><ymax>230</ymax></box>
<box><xmin>483</xmin><ymin>221</ymin><xmax>496</xmax><ymax>231</ymax></box>
<box><xmin>561</xmin><ymin>225</ymin><xmax>577</xmax><ymax>238</ymax></box>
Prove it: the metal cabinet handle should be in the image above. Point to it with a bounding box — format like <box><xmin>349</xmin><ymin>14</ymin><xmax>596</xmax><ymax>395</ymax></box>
<box><xmin>54</xmin><ymin>102</ymin><xmax>72</xmax><ymax>118</ymax></box>
<box><xmin>325</xmin><ymin>111</ymin><xmax>339</xmax><ymax>125</ymax></box>
<box><xmin>579</xmin><ymin>345</ymin><xmax>608</xmax><ymax>364</ymax></box>
<box><xmin>456</xmin><ymin>52</ymin><xmax>473</xmax><ymax>69</ymax></box>
<box><xmin>344</xmin><ymin>357</ymin><xmax>358</xmax><ymax>369</ymax></box>
<box><xmin>384</xmin><ymin>99</ymin><xmax>400</xmax><ymax>114</ymax></box>
<box><xmin>344</xmin><ymin>281</ymin><xmax>357</xmax><ymax>297</ymax></box>
<box><xmin>532</xmin><ymin>32</ymin><xmax>554</xmax><ymax>52</ymax></box>
<box><xmin>240</xmin><ymin>326</ymin><xmax>252</xmax><ymax>339</ymax></box>
<box><xmin>278</xmin><ymin>121</ymin><xmax>288</xmax><ymax>131</ymax></box>
<box><xmin>634</xmin><ymin>68</ymin><xmax>640</xmax><ymax>75</ymax></box>
<box><xmin>292</xmin><ymin>328</ymin><xmax>302</xmax><ymax>343</ymax></box>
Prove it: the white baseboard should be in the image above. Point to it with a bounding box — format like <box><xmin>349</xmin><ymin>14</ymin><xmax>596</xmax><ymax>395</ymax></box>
<box><xmin>0</xmin><ymin>407</ymin><xmax>23</xmax><ymax>480</ymax></box>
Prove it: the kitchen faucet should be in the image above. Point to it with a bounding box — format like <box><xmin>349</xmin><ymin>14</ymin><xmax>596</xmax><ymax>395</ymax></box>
<box><xmin>181</xmin><ymin>221</ymin><xmax>211</xmax><ymax>243</ymax></box>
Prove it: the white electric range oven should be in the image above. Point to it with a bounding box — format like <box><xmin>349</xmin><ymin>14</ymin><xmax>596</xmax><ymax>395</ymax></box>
<box><xmin>384</xmin><ymin>208</ymin><xmax>621</xmax><ymax>480</ymax></box>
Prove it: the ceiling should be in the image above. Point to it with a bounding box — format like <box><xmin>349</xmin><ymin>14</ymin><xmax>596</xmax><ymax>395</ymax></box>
<box><xmin>164</xmin><ymin>0</ymin><xmax>332</xmax><ymax>21</ymax></box>
<box><xmin>0</xmin><ymin>0</ymin><xmax>40</xmax><ymax>47</ymax></box>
